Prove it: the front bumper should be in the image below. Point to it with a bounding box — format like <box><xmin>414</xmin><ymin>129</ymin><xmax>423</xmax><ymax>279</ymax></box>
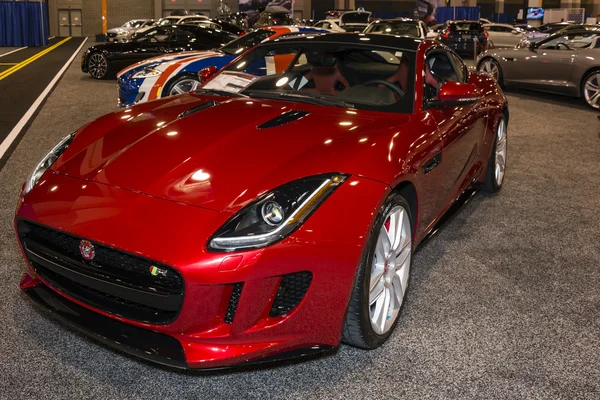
<box><xmin>16</xmin><ymin>171</ymin><xmax>388</xmax><ymax>368</ymax></box>
<box><xmin>117</xmin><ymin>75</ymin><xmax>148</xmax><ymax>107</ymax></box>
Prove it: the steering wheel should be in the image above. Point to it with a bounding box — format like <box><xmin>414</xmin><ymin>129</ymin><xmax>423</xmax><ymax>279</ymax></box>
<box><xmin>363</xmin><ymin>80</ymin><xmax>405</xmax><ymax>98</ymax></box>
<box><xmin>557</xmin><ymin>42</ymin><xmax>571</xmax><ymax>50</ymax></box>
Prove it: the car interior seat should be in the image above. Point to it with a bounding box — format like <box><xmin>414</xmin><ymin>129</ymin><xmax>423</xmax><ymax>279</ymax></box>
<box><xmin>302</xmin><ymin>52</ymin><xmax>349</xmax><ymax>94</ymax></box>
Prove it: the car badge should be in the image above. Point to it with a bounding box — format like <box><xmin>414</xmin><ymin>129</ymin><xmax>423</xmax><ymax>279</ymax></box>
<box><xmin>149</xmin><ymin>265</ymin><xmax>167</xmax><ymax>277</ymax></box>
<box><xmin>79</xmin><ymin>240</ymin><xmax>95</xmax><ymax>260</ymax></box>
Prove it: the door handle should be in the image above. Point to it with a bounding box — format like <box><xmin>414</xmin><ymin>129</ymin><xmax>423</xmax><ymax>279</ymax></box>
<box><xmin>423</xmin><ymin>153</ymin><xmax>442</xmax><ymax>174</ymax></box>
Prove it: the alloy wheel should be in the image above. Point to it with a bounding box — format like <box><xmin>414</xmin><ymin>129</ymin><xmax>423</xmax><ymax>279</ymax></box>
<box><xmin>88</xmin><ymin>53</ymin><xmax>108</xmax><ymax>79</ymax></box>
<box><xmin>495</xmin><ymin>118</ymin><xmax>507</xmax><ymax>186</ymax></box>
<box><xmin>583</xmin><ymin>73</ymin><xmax>600</xmax><ymax>109</ymax></box>
<box><xmin>479</xmin><ymin>59</ymin><xmax>499</xmax><ymax>81</ymax></box>
<box><xmin>369</xmin><ymin>205</ymin><xmax>412</xmax><ymax>335</ymax></box>
<box><xmin>169</xmin><ymin>79</ymin><xmax>200</xmax><ymax>96</ymax></box>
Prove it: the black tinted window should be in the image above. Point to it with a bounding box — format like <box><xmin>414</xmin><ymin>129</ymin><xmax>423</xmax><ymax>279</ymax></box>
<box><xmin>450</xmin><ymin>22</ymin><xmax>482</xmax><ymax>32</ymax></box>
<box><xmin>220</xmin><ymin>29</ymin><xmax>276</xmax><ymax>55</ymax></box>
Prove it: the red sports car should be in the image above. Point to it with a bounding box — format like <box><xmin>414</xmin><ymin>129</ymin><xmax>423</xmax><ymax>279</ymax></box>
<box><xmin>16</xmin><ymin>34</ymin><xmax>508</xmax><ymax>369</ymax></box>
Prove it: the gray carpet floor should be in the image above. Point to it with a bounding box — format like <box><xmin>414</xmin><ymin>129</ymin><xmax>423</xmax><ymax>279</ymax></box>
<box><xmin>0</xmin><ymin>44</ymin><xmax>598</xmax><ymax>399</ymax></box>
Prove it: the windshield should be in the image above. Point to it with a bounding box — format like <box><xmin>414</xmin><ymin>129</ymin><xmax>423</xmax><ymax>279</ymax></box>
<box><xmin>340</xmin><ymin>12</ymin><xmax>371</xmax><ymax>25</ymax></box>
<box><xmin>202</xmin><ymin>41</ymin><xmax>416</xmax><ymax>113</ymax></box>
<box><xmin>450</xmin><ymin>22</ymin><xmax>482</xmax><ymax>32</ymax></box>
<box><xmin>157</xmin><ymin>18</ymin><xmax>178</xmax><ymax>26</ymax></box>
<box><xmin>220</xmin><ymin>29</ymin><xmax>276</xmax><ymax>55</ymax></box>
<box><xmin>365</xmin><ymin>21</ymin><xmax>419</xmax><ymax>37</ymax></box>
<box><xmin>538</xmin><ymin>32</ymin><xmax>599</xmax><ymax>49</ymax></box>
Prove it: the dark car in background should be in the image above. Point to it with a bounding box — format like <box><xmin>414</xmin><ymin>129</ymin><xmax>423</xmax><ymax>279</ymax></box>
<box><xmin>339</xmin><ymin>10</ymin><xmax>372</xmax><ymax>32</ymax></box>
<box><xmin>82</xmin><ymin>24</ymin><xmax>236</xmax><ymax>79</ymax></box>
<box><xmin>252</xmin><ymin>10</ymin><xmax>295</xmax><ymax>28</ymax></box>
<box><xmin>437</xmin><ymin>20</ymin><xmax>488</xmax><ymax>57</ymax></box>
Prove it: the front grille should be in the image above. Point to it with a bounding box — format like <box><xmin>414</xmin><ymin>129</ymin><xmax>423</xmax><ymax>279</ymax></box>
<box><xmin>106</xmin><ymin>32</ymin><xmax>117</xmax><ymax>38</ymax></box>
<box><xmin>270</xmin><ymin>271</ymin><xmax>312</xmax><ymax>318</ymax></box>
<box><xmin>17</xmin><ymin>219</ymin><xmax>184</xmax><ymax>325</ymax></box>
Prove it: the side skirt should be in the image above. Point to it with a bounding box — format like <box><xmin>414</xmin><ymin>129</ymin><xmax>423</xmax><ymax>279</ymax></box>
<box><xmin>415</xmin><ymin>182</ymin><xmax>481</xmax><ymax>252</ymax></box>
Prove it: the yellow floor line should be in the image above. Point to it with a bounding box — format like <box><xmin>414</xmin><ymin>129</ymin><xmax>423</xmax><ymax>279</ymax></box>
<box><xmin>0</xmin><ymin>37</ymin><xmax>72</xmax><ymax>81</ymax></box>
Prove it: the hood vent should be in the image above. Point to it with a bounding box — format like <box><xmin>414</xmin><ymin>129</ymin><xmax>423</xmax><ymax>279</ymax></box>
<box><xmin>258</xmin><ymin>110</ymin><xmax>310</xmax><ymax>129</ymax></box>
<box><xmin>178</xmin><ymin>101</ymin><xmax>220</xmax><ymax>119</ymax></box>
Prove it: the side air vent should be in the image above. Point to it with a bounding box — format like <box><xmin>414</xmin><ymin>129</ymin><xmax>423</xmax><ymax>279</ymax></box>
<box><xmin>269</xmin><ymin>271</ymin><xmax>312</xmax><ymax>318</ymax></box>
<box><xmin>257</xmin><ymin>110</ymin><xmax>310</xmax><ymax>129</ymax></box>
<box><xmin>224</xmin><ymin>282</ymin><xmax>243</xmax><ymax>324</ymax></box>
<box><xmin>178</xmin><ymin>101</ymin><xmax>219</xmax><ymax>119</ymax></box>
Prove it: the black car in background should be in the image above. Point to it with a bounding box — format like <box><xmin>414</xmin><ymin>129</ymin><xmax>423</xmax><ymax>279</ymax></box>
<box><xmin>252</xmin><ymin>11</ymin><xmax>295</xmax><ymax>28</ymax></box>
<box><xmin>437</xmin><ymin>20</ymin><xmax>488</xmax><ymax>57</ymax></box>
<box><xmin>82</xmin><ymin>24</ymin><xmax>237</xmax><ymax>79</ymax></box>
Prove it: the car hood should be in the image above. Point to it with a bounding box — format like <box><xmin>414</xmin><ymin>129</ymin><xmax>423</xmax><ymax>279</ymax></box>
<box><xmin>53</xmin><ymin>94</ymin><xmax>407</xmax><ymax>213</ymax></box>
<box><xmin>116</xmin><ymin>50</ymin><xmax>224</xmax><ymax>78</ymax></box>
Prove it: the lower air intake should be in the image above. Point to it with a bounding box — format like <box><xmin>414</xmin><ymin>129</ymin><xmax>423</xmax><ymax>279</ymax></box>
<box><xmin>224</xmin><ymin>283</ymin><xmax>243</xmax><ymax>324</ymax></box>
<box><xmin>269</xmin><ymin>271</ymin><xmax>312</xmax><ymax>318</ymax></box>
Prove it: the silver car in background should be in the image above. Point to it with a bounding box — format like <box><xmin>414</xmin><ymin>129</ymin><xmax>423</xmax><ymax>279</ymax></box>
<box><xmin>477</xmin><ymin>29</ymin><xmax>600</xmax><ymax>109</ymax></box>
<box><xmin>106</xmin><ymin>19</ymin><xmax>154</xmax><ymax>42</ymax></box>
<box><xmin>483</xmin><ymin>23</ymin><xmax>526</xmax><ymax>47</ymax></box>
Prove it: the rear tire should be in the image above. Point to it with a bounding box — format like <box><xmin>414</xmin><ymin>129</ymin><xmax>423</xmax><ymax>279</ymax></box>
<box><xmin>478</xmin><ymin>58</ymin><xmax>503</xmax><ymax>87</ymax></box>
<box><xmin>87</xmin><ymin>52</ymin><xmax>109</xmax><ymax>80</ymax></box>
<box><xmin>342</xmin><ymin>193</ymin><xmax>413</xmax><ymax>349</ymax></box>
<box><xmin>483</xmin><ymin>116</ymin><xmax>507</xmax><ymax>193</ymax></box>
<box><xmin>581</xmin><ymin>70</ymin><xmax>600</xmax><ymax>109</ymax></box>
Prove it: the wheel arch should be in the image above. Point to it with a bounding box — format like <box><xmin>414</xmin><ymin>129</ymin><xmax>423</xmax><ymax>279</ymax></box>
<box><xmin>392</xmin><ymin>180</ymin><xmax>418</xmax><ymax>236</ymax></box>
<box><xmin>161</xmin><ymin>72</ymin><xmax>199</xmax><ymax>98</ymax></box>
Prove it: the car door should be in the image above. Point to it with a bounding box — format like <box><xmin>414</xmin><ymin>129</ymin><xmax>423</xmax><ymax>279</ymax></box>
<box><xmin>111</xmin><ymin>27</ymin><xmax>171</xmax><ymax>70</ymax></box>
<box><xmin>512</xmin><ymin>32</ymin><xmax>583</xmax><ymax>93</ymax></box>
<box><xmin>424</xmin><ymin>50</ymin><xmax>486</xmax><ymax>205</ymax></box>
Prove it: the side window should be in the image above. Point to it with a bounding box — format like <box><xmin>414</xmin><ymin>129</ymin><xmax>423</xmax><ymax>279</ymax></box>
<box><xmin>169</xmin><ymin>28</ymin><xmax>194</xmax><ymax>42</ymax></box>
<box><xmin>450</xmin><ymin>53</ymin><xmax>467</xmax><ymax>82</ymax></box>
<box><xmin>538</xmin><ymin>34</ymin><xmax>570</xmax><ymax>50</ymax></box>
<box><xmin>423</xmin><ymin>51</ymin><xmax>460</xmax><ymax>100</ymax></box>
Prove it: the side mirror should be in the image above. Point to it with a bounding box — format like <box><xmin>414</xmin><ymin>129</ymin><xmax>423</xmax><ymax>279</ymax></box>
<box><xmin>427</xmin><ymin>82</ymin><xmax>480</xmax><ymax>108</ymax></box>
<box><xmin>511</xmin><ymin>30</ymin><xmax>519</xmax><ymax>35</ymax></box>
<box><xmin>197</xmin><ymin>65</ymin><xmax>217</xmax><ymax>83</ymax></box>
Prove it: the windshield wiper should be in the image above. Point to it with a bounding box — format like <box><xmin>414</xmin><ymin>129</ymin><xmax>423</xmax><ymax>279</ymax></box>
<box><xmin>244</xmin><ymin>91</ymin><xmax>353</xmax><ymax>108</ymax></box>
<box><xmin>194</xmin><ymin>89</ymin><xmax>248</xmax><ymax>98</ymax></box>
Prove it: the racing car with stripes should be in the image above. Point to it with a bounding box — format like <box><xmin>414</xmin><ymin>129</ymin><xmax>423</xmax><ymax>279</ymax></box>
<box><xmin>117</xmin><ymin>26</ymin><xmax>330</xmax><ymax>107</ymax></box>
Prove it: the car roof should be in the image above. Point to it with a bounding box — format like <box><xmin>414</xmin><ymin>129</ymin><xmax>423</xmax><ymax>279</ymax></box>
<box><xmin>267</xmin><ymin>32</ymin><xmax>422</xmax><ymax>51</ymax></box>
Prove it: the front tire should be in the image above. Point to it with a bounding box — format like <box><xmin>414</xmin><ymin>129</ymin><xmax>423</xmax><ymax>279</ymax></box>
<box><xmin>483</xmin><ymin>116</ymin><xmax>507</xmax><ymax>193</ymax></box>
<box><xmin>87</xmin><ymin>52</ymin><xmax>109</xmax><ymax>80</ymax></box>
<box><xmin>342</xmin><ymin>193</ymin><xmax>413</xmax><ymax>349</ymax></box>
<box><xmin>164</xmin><ymin>75</ymin><xmax>201</xmax><ymax>97</ymax></box>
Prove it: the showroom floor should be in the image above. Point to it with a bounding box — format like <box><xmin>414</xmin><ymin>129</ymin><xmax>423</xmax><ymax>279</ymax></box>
<box><xmin>0</xmin><ymin>43</ymin><xmax>599</xmax><ymax>399</ymax></box>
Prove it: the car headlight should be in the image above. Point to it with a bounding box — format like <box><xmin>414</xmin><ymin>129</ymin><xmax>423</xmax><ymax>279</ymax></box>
<box><xmin>132</xmin><ymin>68</ymin><xmax>162</xmax><ymax>79</ymax></box>
<box><xmin>24</xmin><ymin>133</ymin><xmax>75</xmax><ymax>196</ymax></box>
<box><xmin>208</xmin><ymin>173</ymin><xmax>348</xmax><ymax>252</ymax></box>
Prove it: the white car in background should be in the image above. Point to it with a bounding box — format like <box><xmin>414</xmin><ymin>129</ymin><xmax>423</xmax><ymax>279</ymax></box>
<box><xmin>483</xmin><ymin>23</ymin><xmax>526</xmax><ymax>47</ymax></box>
<box><xmin>156</xmin><ymin>15</ymin><xmax>209</xmax><ymax>26</ymax></box>
<box><xmin>106</xmin><ymin>19</ymin><xmax>154</xmax><ymax>42</ymax></box>
<box><xmin>364</xmin><ymin>19</ymin><xmax>428</xmax><ymax>39</ymax></box>
<box><xmin>313</xmin><ymin>19</ymin><xmax>345</xmax><ymax>32</ymax></box>
<box><xmin>426</xmin><ymin>23</ymin><xmax>444</xmax><ymax>39</ymax></box>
